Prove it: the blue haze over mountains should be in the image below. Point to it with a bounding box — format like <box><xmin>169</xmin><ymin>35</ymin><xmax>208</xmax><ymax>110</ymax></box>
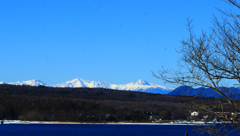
<box><xmin>1</xmin><ymin>78</ymin><xmax>240</xmax><ymax>98</ymax></box>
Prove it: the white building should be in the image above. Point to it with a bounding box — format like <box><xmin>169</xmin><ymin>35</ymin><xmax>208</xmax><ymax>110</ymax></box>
<box><xmin>191</xmin><ymin>111</ymin><xmax>199</xmax><ymax>116</ymax></box>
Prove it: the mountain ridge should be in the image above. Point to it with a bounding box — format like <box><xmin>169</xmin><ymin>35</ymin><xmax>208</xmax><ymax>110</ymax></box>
<box><xmin>0</xmin><ymin>78</ymin><xmax>172</xmax><ymax>94</ymax></box>
<box><xmin>2</xmin><ymin>79</ymin><xmax>240</xmax><ymax>98</ymax></box>
<box><xmin>169</xmin><ymin>85</ymin><xmax>240</xmax><ymax>99</ymax></box>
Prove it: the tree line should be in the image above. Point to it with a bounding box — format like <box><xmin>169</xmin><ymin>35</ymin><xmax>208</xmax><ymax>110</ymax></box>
<box><xmin>0</xmin><ymin>84</ymin><xmax>217</xmax><ymax>122</ymax></box>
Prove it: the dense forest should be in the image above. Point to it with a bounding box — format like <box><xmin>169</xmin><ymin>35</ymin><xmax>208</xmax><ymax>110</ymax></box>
<box><xmin>0</xmin><ymin>84</ymin><xmax>218</xmax><ymax>122</ymax></box>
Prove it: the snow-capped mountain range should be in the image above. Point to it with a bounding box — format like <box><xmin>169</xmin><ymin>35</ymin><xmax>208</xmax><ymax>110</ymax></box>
<box><xmin>2</xmin><ymin>79</ymin><xmax>240</xmax><ymax>98</ymax></box>
<box><xmin>0</xmin><ymin>78</ymin><xmax>172</xmax><ymax>94</ymax></box>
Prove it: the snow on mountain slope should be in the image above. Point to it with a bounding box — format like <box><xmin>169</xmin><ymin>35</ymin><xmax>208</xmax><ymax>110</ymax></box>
<box><xmin>110</xmin><ymin>79</ymin><xmax>172</xmax><ymax>94</ymax></box>
<box><xmin>132</xmin><ymin>79</ymin><xmax>151</xmax><ymax>85</ymax></box>
<box><xmin>1</xmin><ymin>78</ymin><xmax>172</xmax><ymax>94</ymax></box>
<box><xmin>9</xmin><ymin>80</ymin><xmax>47</xmax><ymax>86</ymax></box>
<box><xmin>54</xmin><ymin>78</ymin><xmax>111</xmax><ymax>88</ymax></box>
<box><xmin>56</xmin><ymin>78</ymin><xmax>172</xmax><ymax>94</ymax></box>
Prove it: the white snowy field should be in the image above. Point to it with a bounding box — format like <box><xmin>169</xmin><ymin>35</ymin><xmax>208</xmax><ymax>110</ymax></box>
<box><xmin>0</xmin><ymin>120</ymin><xmax>210</xmax><ymax>125</ymax></box>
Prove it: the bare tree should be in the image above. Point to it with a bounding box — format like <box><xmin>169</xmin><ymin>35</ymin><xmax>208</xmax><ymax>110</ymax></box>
<box><xmin>153</xmin><ymin>0</ymin><xmax>240</xmax><ymax>135</ymax></box>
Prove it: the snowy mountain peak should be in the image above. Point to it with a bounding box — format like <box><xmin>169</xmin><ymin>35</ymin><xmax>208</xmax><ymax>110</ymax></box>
<box><xmin>72</xmin><ymin>78</ymin><xmax>84</xmax><ymax>81</ymax></box>
<box><xmin>55</xmin><ymin>78</ymin><xmax>111</xmax><ymax>88</ymax></box>
<box><xmin>12</xmin><ymin>79</ymin><xmax>46</xmax><ymax>86</ymax></box>
<box><xmin>56</xmin><ymin>78</ymin><xmax>85</xmax><ymax>87</ymax></box>
<box><xmin>132</xmin><ymin>79</ymin><xmax>150</xmax><ymax>85</ymax></box>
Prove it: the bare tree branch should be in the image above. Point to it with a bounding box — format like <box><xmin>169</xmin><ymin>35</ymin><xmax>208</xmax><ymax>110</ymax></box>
<box><xmin>153</xmin><ymin>0</ymin><xmax>240</xmax><ymax>135</ymax></box>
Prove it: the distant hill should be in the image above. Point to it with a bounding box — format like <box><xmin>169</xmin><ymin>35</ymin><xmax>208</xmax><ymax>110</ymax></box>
<box><xmin>168</xmin><ymin>86</ymin><xmax>240</xmax><ymax>99</ymax></box>
<box><xmin>0</xmin><ymin>78</ymin><xmax>172</xmax><ymax>94</ymax></box>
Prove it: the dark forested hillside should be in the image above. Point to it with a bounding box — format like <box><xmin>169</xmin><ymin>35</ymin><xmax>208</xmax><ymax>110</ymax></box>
<box><xmin>0</xmin><ymin>84</ymin><xmax>217</xmax><ymax>122</ymax></box>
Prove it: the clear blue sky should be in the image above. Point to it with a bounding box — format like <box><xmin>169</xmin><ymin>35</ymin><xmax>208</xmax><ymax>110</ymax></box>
<box><xmin>0</xmin><ymin>0</ymin><xmax>236</xmax><ymax>88</ymax></box>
